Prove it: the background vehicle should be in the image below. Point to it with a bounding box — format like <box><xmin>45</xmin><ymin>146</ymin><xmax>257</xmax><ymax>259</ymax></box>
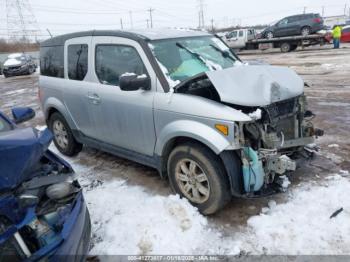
<box><xmin>341</xmin><ymin>25</ymin><xmax>350</xmax><ymax>42</ymax></box>
<box><xmin>224</xmin><ymin>28</ymin><xmax>257</xmax><ymax>50</ymax></box>
<box><xmin>2</xmin><ymin>53</ymin><xmax>37</xmax><ymax>78</ymax></box>
<box><xmin>223</xmin><ymin>27</ymin><xmax>330</xmax><ymax>52</ymax></box>
<box><xmin>261</xmin><ymin>13</ymin><xmax>324</xmax><ymax>39</ymax></box>
<box><xmin>0</xmin><ymin>107</ymin><xmax>91</xmax><ymax>261</ymax></box>
<box><xmin>39</xmin><ymin>29</ymin><xmax>322</xmax><ymax>214</ymax></box>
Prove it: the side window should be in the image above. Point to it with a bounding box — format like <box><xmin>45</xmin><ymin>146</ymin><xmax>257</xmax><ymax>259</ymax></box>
<box><xmin>239</xmin><ymin>30</ymin><xmax>244</xmax><ymax>37</ymax></box>
<box><xmin>288</xmin><ymin>16</ymin><xmax>298</xmax><ymax>23</ymax></box>
<box><xmin>279</xmin><ymin>19</ymin><xmax>288</xmax><ymax>25</ymax></box>
<box><xmin>68</xmin><ymin>44</ymin><xmax>88</xmax><ymax>81</ymax></box>
<box><xmin>40</xmin><ymin>46</ymin><xmax>64</xmax><ymax>78</ymax></box>
<box><xmin>95</xmin><ymin>45</ymin><xmax>147</xmax><ymax>86</ymax></box>
<box><xmin>227</xmin><ymin>31</ymin><xmax>237</xmax><ymax>38</ymax></box>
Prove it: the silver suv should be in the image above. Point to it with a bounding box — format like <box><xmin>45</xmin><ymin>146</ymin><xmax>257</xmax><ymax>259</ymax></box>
<box><xmin>39</xmin><ymin>29</ymin><xmax>322</xmax><ymax>214</ymax></box>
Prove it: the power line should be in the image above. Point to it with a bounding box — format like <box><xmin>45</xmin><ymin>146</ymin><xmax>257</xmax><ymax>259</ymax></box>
<box><xmin>6</xmin><ymin>0</ymin><xmax>41</xmax><ymax>42</ymax></box>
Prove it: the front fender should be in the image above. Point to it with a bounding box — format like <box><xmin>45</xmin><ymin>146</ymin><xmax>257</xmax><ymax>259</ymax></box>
<box><xmin>155</xmin><ymin>120</ymin><xmax>232</xmax><ymax>156</ymax></box>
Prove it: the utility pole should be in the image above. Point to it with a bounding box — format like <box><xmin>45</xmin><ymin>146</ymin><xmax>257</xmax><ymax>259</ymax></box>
<box><xmin>198</xmin><ymin>12</ymin><xmax>201</xmax><ymax>28</ymax></box>
<box><xmin>148</xmin><ymin>8</ymin><xmax>154</xmax><ymax>28</ymax></box>
<box><xmin>211</xmin><ymin>18</ymin><xmax>214</xmax><ymax>32</ymax></box>
<box><xmin>198</xmin><ymin>0</ymin><xmax>205</xmax><ymax>29</ymax></box>
<box><xmin>129</xmin><ymin>11</ymin><xmax>133</xmax><ymax>29</ymax></box>
<box><xmin>120</xmin><ymin>18</ymin><xmax>123</xmax><ymax>30</ymax></box>
<box><xmin>344</xmin><ymin>4</ymin><xmax>347</xmax><ymax>16</ymax></box>
<box><xmin>322</xmin><ymin>6</ymin><xmax>325</xmax><ymax>17</ymax></box>
<box><xmin>303</xmin><ymin>6</ymin><xmax>306</xmax><ymax>14</ymax></box>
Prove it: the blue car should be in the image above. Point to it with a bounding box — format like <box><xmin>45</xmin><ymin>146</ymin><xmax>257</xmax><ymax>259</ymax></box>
<box><xmin>0</xmin><ymin>107</ymin><xmax>91</xmax><ymax>261</ymax></box>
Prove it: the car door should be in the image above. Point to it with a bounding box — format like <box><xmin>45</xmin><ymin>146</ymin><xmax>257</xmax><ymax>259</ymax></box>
<box><xmin>63</xmin><ymin>36</ymin><xmax>98</xmax><ymax>139</ymax></box>
<box><xmin>225</xmin><ymin>31</ymin><xmax>239</xmax><ymax>48</ymax></box>
<box><xmin>87</xmin><ymin>36</ymin><xmax>157</xmax><ymax>156</ymax></box>
<box><xmin>274</xmin><ymin>18</ymin><xmax>289</xmax><ymax>37</ymax></box>
<box><xmin>286</xmin><ymin>16</ymin><xmax>301</xmax><ymax>35</ymax></box>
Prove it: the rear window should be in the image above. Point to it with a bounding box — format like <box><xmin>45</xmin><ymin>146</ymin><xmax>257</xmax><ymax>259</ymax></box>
<box><xmin>68</xmin><ymin>44</ymin><xmax>88</xmax><ymax>81</ymax></box>
<box><xmin>40</xmin><ymin>46</ymin><xmax>64</xmax><ymax>78</ymax></box>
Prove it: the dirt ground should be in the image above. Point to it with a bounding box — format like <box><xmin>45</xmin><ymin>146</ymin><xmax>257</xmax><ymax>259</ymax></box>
<box><xmin>0</xmin><ymin>43</ymin><xmax>349</xmax><ymax>230</ymax></box>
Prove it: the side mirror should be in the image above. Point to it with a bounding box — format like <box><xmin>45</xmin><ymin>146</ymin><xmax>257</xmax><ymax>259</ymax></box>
<box><xmin>12</xmin><ymin>107</ymin><xmax>35</xmax><ymax>124</ymax></box>
<box><xmin>119</xmin><ymin>74</ymin><xmax>151</xmax><ymax>91</ymax></box>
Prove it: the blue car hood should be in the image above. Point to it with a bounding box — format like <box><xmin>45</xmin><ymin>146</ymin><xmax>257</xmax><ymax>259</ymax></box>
<box><xmin>0</xmin><ymin>127</ymin><xmax>52</xmax><ymax>191</ymax></box>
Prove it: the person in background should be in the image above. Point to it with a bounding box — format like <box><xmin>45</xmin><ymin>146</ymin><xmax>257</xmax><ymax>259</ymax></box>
<box><xmin>332</xmin><ymin>25</ymin><xmax>342</xmax><ymax>49</ymax></box>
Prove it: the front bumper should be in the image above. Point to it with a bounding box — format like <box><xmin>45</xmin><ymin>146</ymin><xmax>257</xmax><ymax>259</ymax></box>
<box><xmin>0</xmin><ymin>192</ymin><xmax>91</xmax><ymax>262</ymax></box>
<box><xmin>50</xmin><ymin>192</ymin><xmax>91</xmax><ymax>261</ymax></box>
<box><xmin>3</xmin><ymin>66</ymin><xmax>29</xmax><ymax>76</ymax></box>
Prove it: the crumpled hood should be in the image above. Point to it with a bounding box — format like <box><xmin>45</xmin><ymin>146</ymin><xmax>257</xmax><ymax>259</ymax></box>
<box><xmin>206</xmin><ymin>65</ymin><xmax>304</xmax><ymax>106</ymax></box>
<box><xmin>0</xmin><ymin>128</ymin><xmax>52</xmax><ymax>191</ymax></box>
<box><xmin>3</xmin><ymin>59</ymin><xmax>22</xmax><ymax>67</ymax></box>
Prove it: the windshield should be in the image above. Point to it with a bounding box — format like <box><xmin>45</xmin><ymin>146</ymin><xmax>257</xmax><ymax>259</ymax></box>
<box><xmin>0</xmin><ymin>116</ymin><xmax>12</xmax><ymax>133</ymax></box>
<box><xmin>7</xmin><ymin>53</ymin><xmax>25</xmax><ymax>61</ymax></box>
<box><xmin>150</xmin><ymin>36</ymin><xmax>241</xmax><ymax>86</ymax></box>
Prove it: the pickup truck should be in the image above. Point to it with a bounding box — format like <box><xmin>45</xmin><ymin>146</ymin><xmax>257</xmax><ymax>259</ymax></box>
<box><xmin>223</xmin><ymin>28</ymin><xmax>331</xmax><ymax>52</ymax></box>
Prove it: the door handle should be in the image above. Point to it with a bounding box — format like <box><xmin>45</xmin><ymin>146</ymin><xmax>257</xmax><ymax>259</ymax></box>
<box><xmin>87</xmin><ymin>93</ymin><xmax>101</xmax><ymax>105</ymax></box>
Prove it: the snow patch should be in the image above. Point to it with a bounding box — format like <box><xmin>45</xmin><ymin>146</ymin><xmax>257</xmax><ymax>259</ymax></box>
<box><xmin>328</xmin><ymin>144</ymin><xmax>340</xmax><ymax>148</ymax></box>
<box><xmin>87</xmin><ymin>181</ymin><xmax>238</xmax><ymax>255</ymax></box>
<box><xmin>245</xmin><ymin>176</ymin><xmax>350</xmax><ymax>254</ymax></box>
<box><xmin>248</xmin><ymin>108</ymin><xmax>262</xmax><ymax>120</ymax></box>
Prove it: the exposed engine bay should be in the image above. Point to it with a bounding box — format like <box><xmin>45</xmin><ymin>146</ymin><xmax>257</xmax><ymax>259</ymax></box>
<box><xmin>175</xmin><ymin>71</ymin><xmax>324</xmax><ymax>195</ymax></box>
<box><xmin>0</xmin><ymin>143</ymin><xmax>82</xmax><ymax>260</ymax></box>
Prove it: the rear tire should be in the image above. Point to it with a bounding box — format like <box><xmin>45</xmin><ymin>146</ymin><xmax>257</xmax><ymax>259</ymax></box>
<box><xmin>280</xmin><ymin>42</ymin><xmax>291</xmax><ymax>53</ymax></box>
<box><xmin>49</xmin><ymin>112</ymin><xmax>83</xmax><ymax>156</ymax></box>
<box><xmin>167</xmin><ymin>142</ymin><xmax>231</xmax><ymax>215</ymax></box>
<box><xmin>301</xmin><ymin>26</ymin><xmax>311</xmax><ymax>36</ymax></box>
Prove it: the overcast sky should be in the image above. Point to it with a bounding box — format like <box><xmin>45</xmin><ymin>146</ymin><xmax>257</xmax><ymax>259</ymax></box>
<box><xmin>1</xmin><ymin>0</ymin><xmax>350</xmax><ymax>39</ymax></box>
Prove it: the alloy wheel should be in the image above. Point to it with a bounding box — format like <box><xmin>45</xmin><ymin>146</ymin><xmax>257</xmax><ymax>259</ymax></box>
<box><xmin>53</xmin><ymin>120</ymin><xmax>69</xmax><ymax>150</ymax></box>
<box><xmin>175</xmin><ymin>159</ymin><xmax>210</xmax><ymax>204</ymax></box>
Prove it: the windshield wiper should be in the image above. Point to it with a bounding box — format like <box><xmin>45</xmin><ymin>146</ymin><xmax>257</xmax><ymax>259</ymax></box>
<box><xmin>175</xmin><ymin>42</ymin><xmax>216</xmax><ymax>70</ymax></box>
<box><xmin>209</xmin><ymin>44</ymin><xmax>237</xmax><ymax>62</ymax></box>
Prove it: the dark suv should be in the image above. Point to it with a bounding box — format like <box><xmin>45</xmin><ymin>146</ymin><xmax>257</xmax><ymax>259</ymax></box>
<box><xmin>262</xmin><ymin>13</ymin><xmax>324</xmax><ymax>39</ymax></box>
<box><xmin>2</xmin><ymin>53</ymin><xmax>37</xmax><ymax>78</ymax></box>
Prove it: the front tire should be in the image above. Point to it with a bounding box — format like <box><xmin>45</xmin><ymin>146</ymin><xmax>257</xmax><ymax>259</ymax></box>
<box><xmin>49</xmin><ymin>112</ymin><xmax>83</xmax><ymax>156</ymax></box>
<box><xmin>265</xmin><ymin>31</ymin><xmax>274</xmax><ymax>39</ymax></box>
<box><xmin>167</xmin><ymin>142</ymin><xmax>231</xmax><ymax>215</ymax></box>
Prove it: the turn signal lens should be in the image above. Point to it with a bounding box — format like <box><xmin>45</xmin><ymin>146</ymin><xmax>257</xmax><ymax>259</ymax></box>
<box><xmin>215</xmin><ymin>124</ymin><xmax>229</xmax><ymax>136</ymax></box>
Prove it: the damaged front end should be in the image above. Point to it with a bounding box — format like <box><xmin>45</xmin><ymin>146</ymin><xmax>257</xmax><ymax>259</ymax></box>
<box><xmin>237</xmin><ymin>94</ymin><xmax>324</xmax><ymax>195</ymax></box>
<box><xmin>174</xmin><ymin>65</ymin><xmax>323</xmax><ymax>196</ymax></box>
<box><xmin>0</xmin><ymin>128</ymin><xmax>91</xmax><ymax>261</ymax></box>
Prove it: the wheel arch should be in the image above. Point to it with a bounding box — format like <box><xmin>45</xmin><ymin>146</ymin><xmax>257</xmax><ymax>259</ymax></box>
<box><xmin>159</xmin><ymin>136</ymin><xmax>244</xmax><ymax>197</ymax></box>
<box><xmin>44</xmin><ymin>97</ymin><xmax>77</xmax><ymax>130</ymax></box>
